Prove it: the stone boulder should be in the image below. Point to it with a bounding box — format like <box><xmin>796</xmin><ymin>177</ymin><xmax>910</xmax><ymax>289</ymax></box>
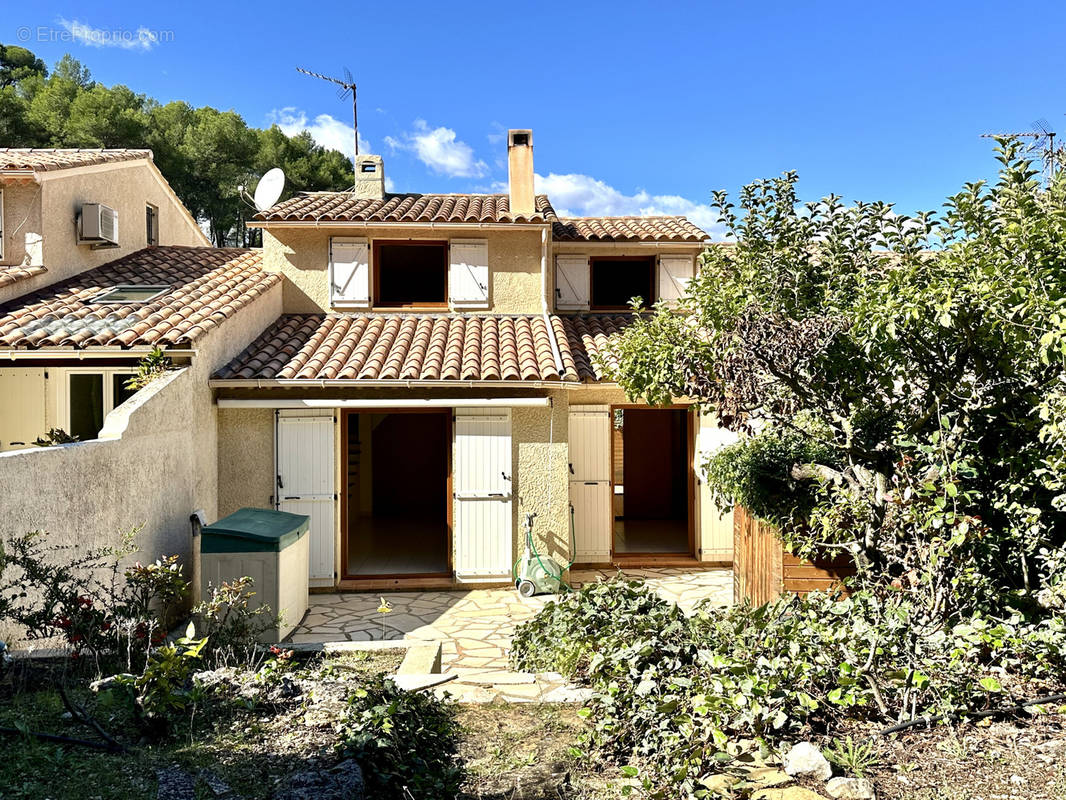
<box><xmin>783</xmin><ymin>742</ymin><xmax>833</xmax><ymax>781</ymax></box>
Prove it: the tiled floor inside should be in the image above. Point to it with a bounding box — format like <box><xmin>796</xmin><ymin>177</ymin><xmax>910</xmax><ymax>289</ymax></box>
<box><xmin>286</xmin><ymin>566</ymin><xmax>733</xmax><ymax>702</ymax></box>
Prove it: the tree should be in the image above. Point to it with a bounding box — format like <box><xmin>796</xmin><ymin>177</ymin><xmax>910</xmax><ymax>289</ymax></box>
<box><xmin>604</xmin><ymin>142</ymin><xmax>1066</xmax><ymax>621</ymax></box>
<box><xmin>0</xmin><ymin>44</ymin><xmax>46</xmax><ymax>88</ymax></box>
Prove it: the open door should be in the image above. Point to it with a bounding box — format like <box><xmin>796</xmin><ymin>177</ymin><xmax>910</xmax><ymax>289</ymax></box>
<box><xmin>276</xmin><ymin>411</ymin><xmax>336</xmax><ymax>588</ymax></box>
<box><xmin>453</xmin><ymin>408</ymin><xmax>513</xmax><ymax>582</ymax></box>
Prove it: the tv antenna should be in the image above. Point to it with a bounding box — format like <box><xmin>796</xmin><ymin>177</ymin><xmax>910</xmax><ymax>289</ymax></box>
<box><xmin>296</xmin><ymin>66</ymin><xmax>358</xmax><ymax>158</ymax></box>
<box><xmin>982</xmin><ymin>118</ymin><xmax>1058</xmax><ymax>184</ymax></box>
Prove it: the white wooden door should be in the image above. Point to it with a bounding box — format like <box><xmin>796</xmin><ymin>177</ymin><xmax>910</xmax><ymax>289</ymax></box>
<box><xmin>453</xmin><ymin>409</ymin><xmax>513</xmax><ymax>582</ymax></box>
<box><xmin>568</xmin><ymin>406</ymin><xmax>612</xmax><ymax>562</ymax></box>
<box><xmin>0</xmin><ymin>369</ymin><xmax>46</xmax><ymax>452</ymax></box>
<box><xmin>276</xmin><ymin>411</ymin><xmax>336</xmax><ymax>587</ymax></box>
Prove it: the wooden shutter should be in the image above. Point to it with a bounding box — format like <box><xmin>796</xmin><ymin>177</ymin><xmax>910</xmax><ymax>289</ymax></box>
<box><xmin>695</xmin><ymin>411</ymin><xmax>737</xmax><ymax>562</ymax></box>
<box><xmin>330</xmin><ymin>237</ymin><xmax>369</xmax><ymax>308</ymax></box>
<box><xmin>555</xmin><ymin>255</ymin><xmax>590</xmax><ymax>311</ymax></box>
<box><xmin>453</xmin><ymin>409</ymin><xmax>513</xmax><ymax>581</ymax></box>
<box><xmin>449</xmin><ymin>239</ymin><xmax>489</xmax><ymax>308</ymax></box>
<box><xmin>658</xmin><ymin>255</ymin><xmax>694</xmax><ymax>305</ymax></box>
<box><xmin>276</xmin><ymin>411</ymin><xmax>336</xmax><ymax>586</ymax></box>
<box><xmin>568</xmin><ymin>406</ymin><xmax>612</xmax><ymax>562</ymax></box>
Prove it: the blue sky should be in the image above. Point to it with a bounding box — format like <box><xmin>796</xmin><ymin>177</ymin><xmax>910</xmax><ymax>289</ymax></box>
<box><xmin>5</xmin><ymin>0</ymin><xmax>1066</xmax><ymax>236</ymax></box>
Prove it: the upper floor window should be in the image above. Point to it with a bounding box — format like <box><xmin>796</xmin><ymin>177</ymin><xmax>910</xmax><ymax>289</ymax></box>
<box><xmin>146</xmin><ymin>203</ymin><xmax>159</xmax><ymax>246</ymax></box>
<box><xmin>590</xmin><ymin>256</ymin><xmax>655</xmax><ymax>311</ymax></box>
<box><xmin>374</xmin><ymin>240</ymin><xmax>448</xmax><ymax>307</ymax></box>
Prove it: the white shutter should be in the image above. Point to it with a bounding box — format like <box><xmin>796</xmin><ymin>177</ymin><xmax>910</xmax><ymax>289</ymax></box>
<box><xmin>658</xmin><ymin>255</ymin><xmax>694</xmax><ymax>305</ymax></box>
<box><xmin>568</xmin><ymin>406</ymin><xmax>612</xmax><ymax>562</ymax></box>
<box><xmin>453</xmin><ymin>408</ymin><xmax>513</xmax><ymax>582</ymax></box>
<box><xmin>449</xmin><ymin>239</ymin><xmax>489</xmax><ymax>308</ymax></box>
<box><xmin>0</xmin><ymin>368</ymin><xmax>46</xmax><ymax>452</ymax></box>
<box><xmin>555</xmin><ymin>255</ymin><xmax>589</xmax><ymax>311</ymax></box>
<box><xmin>277</xmin><ymin>411</ymin><xmax>336</xmax><ymax>586</ymax></box>
<box><xmin>330</xmin><ymin>237</ymin><xmax>369</xmax><ymax>308</ymax></box>
<box><xmin>695</xmin><ymin>411</ymin><xmax>737</xmax><ymax>562</ymax></box>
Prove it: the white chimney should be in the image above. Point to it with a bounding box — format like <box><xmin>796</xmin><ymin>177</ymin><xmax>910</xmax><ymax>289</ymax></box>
<box><xmin>353</xmin><ymin>154</ymin><xmax>386</xmax><ymax>200</ymax></box>
<box><xmin>507</xmin><ymin>129</ymin><xmax>534</xmax><ymax>215</ymax></box>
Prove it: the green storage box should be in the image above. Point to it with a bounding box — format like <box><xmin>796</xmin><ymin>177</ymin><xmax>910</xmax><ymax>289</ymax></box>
<box><xmin>201</xmin><ymin>508</ymin><xmax>309</xmax><ymax>553</ymax></box>
<box><xmin>200</xmin><ymin>507</ymin><xmax>310</xmax><ymax>642</ymax></box>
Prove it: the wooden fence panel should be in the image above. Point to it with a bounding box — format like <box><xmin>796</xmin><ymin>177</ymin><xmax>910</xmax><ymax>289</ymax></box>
<box><xmin>733</xmin><ymin>506</ymin><xmax>854</xmax><ymax>605</ymax></box>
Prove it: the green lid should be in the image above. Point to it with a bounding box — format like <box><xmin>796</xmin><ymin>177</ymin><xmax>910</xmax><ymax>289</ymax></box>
<box><xmin>200</xmin><ymin>507</ymin><xmax>310</xmax><ymax>553</ymax></box>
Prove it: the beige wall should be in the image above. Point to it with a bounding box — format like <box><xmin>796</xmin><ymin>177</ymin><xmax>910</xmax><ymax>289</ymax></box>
<box><xmin>0</xmin><ymin>280</ymin><xmax>281</xmax><ymax>643</ymax></box>
<box><xmin>0</xmin><ymin>160</ymin><xmax>207</xmax><ymax>304</ymax></box>
<box><xmin>217</xmin><ymin>407</ymin><xmax>275</xmax><ymax>515</ymax></box>
<box><xmin>262</xmin><ymin>225</ymin><xmax>546</xmax><ymax>315</ymax></box>
<box><xmin>0</xmin><ymin>182</ymin><xmax>43</xmax><ymax>271</ymax></box>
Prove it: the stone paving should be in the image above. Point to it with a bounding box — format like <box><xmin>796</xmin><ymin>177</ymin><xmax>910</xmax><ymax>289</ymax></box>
<box><xmin>285</xmin><ymin>566</ymin><xmax>733</xmax><ymax>702</ymax></box>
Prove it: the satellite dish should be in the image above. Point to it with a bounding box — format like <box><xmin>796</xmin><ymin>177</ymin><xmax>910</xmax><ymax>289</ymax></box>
<box><xmin>253</xmin><ymin>168</ymin><xmax>286</xmax><ymax>211</ymax></box>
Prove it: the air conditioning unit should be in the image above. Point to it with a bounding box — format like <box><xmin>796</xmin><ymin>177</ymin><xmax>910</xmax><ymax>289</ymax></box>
<box><xmin>78</xmin><ymin>203</ymin><xmax>119</xmax><ymax>247</ymax></box>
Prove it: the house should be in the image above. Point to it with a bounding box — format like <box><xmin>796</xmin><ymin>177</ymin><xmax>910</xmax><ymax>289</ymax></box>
<box><xmin>212</xmin><ymin>130</ymin><xmax>734</xmax><ymax>590</ymax></box>
<box><xmin>0</xmin><ymin>134</ymin><xmax>733</xmax><ymax>605</ymax></box>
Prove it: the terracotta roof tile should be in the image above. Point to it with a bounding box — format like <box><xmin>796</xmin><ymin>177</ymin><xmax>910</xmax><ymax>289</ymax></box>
<box><xmin>0</xmin><ymin>246</ymin><xmax>279</xmax><ymax>350</ymax></box>
<box><xmin>254</xmin><ymin>193</ymin><xmax>556</xmax><ymax>224</ymax></box>
<box><xmin>0</xmin><ymin>264</ymin><xmax>47</xmax><ymax>289</ymax></box>
<box><xmin>552</xmin><ymin>216</ymin><xmax>708</xmax><ymax>242</ymax></box>
<box><xmin>0</xmin><ymin>148</ymin><xmax>152</xmax><ymax>174</ymax></box>
<box><xmin>215</xmin><ymin>313</ymin><xmax>570</xmax><ymax>382</ymax></box>
<box><xmin>554</xmin><ymin>314</ymin><xmax>638</xmax><ymax>381</ymax></box>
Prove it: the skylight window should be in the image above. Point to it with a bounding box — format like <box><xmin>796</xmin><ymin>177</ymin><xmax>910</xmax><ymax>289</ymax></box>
<box><xmin>91</xmin><ymin>285</ymin><xmax>171</xmax><ymax>304</ymax></box>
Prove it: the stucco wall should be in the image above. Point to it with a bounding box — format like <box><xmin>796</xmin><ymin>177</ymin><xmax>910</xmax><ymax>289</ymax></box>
<box><xmin>217</xmin><ymin>407</ymin><xmax>275</xmax><ymax>515</ymax></box>
<box><xmin>0</xmin><ymin>161</ymin><xmax>207</xmax><ymax>303</ymax></box>
<box><xmin>262</xmin><ymin>226</ymin><xmax>545</xmax><ymax>315</ymax></box>
<box><xmin>0</xmin><ymin>182</ymin><xmax>42</xmax><ymax>270</ymax></box>
<box><xmin>0</xmin><ymin>278</ymin><xmax>281</xmax><ymax>643</ymax></box>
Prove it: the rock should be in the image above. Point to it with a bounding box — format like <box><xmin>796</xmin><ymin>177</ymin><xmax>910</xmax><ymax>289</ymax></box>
<box><xmin>275</xmin><ymin>759</ymin><xmax>364</xmax><ymax>800</ymax></box>
<box><xmin>783</xmin><ymin>742</ymin><xmax>833</xmax><ymax>782</ymax></box>
<box><xmin>743</xmin><ymin>767</ymin><xmax>792</xmax><ymax>788</ymax></box>
<box><xmin>826</xmin><ymin>776</ymin><xmax>876</xmax><ymax>799</ymax></box>
<box><xmin>156</xmin><ymin>766</ymin><xmax>196</xmax><ymax>800</ymax></box>
<box><xmin>700</xmin><ymin>773</ymin><xmax>739</xmax><ymax>793</ymax></box>
<box><xmin>538</xmin><ymin>685</ymin><xmax>594</xmax><ymax>703</ymax></box>
<box><xmin>753</xmin><ymin>788</ymin><xmax>827</xmax><ymax>800</ymax></box>
<box><xmin>90</xmin><ymin>673</ymin><xmax>134</xmax><ymax>692</ymax></box>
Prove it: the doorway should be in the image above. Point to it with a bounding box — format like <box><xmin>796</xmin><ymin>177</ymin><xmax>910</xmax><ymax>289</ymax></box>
<box><xmin>611</xmin><ymin>407</ymin><xmax>692</xmax><ymax>556</ymax></box>
<box><xmin>343</xmin><ymin>410</ymin><xmax>451</xmax><ymax>577</ymax></box>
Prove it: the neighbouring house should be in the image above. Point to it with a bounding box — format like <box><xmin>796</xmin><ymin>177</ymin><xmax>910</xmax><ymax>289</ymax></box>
<box><xmin>0</xmin><ymin>135</ymin><xmax>734</xmax><ymax>609</ymax></box>
<box><xmin>0</xmin><ymin>151</ymin><xmax>282</xmax><ymax>613</ymax></box>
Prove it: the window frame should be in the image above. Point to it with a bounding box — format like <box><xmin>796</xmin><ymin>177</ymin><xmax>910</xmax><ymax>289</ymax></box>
<box><xmin>60</xmin><ymin>367</ymin><xmax>138</xmax><ymax>441</ymax></box>
<box><xmin>372</xmin><ymin>239</ymin><xmax>450</xmax><ymax>309</ymax></box>
<box><xmin>145</xmin><ymin>202</ymin><xmax>159</xmax><ymax>246</ymax></box>
<box><xmin>588</xmin><ymin>255</ymin><xmax>657</xmax><ymax>312</ymax></box>
<box><xmin>90</xmin><ymin>284</ymin><xmax>171</xmax><ymax>305</ymax></box>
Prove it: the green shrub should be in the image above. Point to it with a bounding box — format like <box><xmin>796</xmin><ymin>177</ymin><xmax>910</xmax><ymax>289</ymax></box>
<box><xmin>193</xmin><ymin>577</ymin><xmax>276</xmax><ymax>667</ymax></box>
<box><xmin>703</xmin><ymin>426</ymin><xmax>836</xmax><ymax>526</ymax></box>
<box><xmin>338</xmin><ymin>675</ymin><xmax>463</xmax><ymax>800</ymax></box>
<box><xmin>511</xmin><ymin>580</ymin><xmax>1066</xmax><ymax>796</ymax></box>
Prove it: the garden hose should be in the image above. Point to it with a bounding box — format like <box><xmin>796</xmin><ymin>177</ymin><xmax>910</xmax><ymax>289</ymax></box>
<box><xmin>512</xmin><ymin>504</ymin><xmax>578</xmax><ymax>592</ymax></box>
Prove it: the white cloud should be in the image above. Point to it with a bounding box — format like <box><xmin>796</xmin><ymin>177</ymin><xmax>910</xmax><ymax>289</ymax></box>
<box><xmin>267</xmin><ymin>107</ymin><xmax>370</xmax><ymax>159</ymax></box>
<box><xmin>535</xmin><ymin>172</ymin><xmax>727</xmax><ymax>239</ymax></box>
<box><xmin>57</xmin><ymin>18</ymin><xmax>162</xmax><ymax>51</ymax></box>
<box><xmin>385</xmin><ymin>120</ymin><xmax>488</xmax><ymax>178</ymax></box>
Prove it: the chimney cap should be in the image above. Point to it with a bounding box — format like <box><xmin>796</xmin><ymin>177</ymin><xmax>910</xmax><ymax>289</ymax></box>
<box><xmin>508</xmin><ymin>129</ymin><xmax>533</xmax><ymax>148</ymax></box>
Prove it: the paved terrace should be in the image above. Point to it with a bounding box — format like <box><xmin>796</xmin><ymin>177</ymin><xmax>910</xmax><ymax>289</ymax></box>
<box><xmin>286</xmin><ymin>567</ymin><xmax>733</xmax><ymax>702</ymax></box>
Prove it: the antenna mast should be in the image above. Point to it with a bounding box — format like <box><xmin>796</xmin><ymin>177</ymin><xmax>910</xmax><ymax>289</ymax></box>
<box><xmin>981</xmin><ymin>118</ymin><xmax>1058</xmax><ymax>185</ymax></box>
<box><xmin>296</xmin><ymin>66</ymin><xmax>358</xmax><ymax>159</ymax></box>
